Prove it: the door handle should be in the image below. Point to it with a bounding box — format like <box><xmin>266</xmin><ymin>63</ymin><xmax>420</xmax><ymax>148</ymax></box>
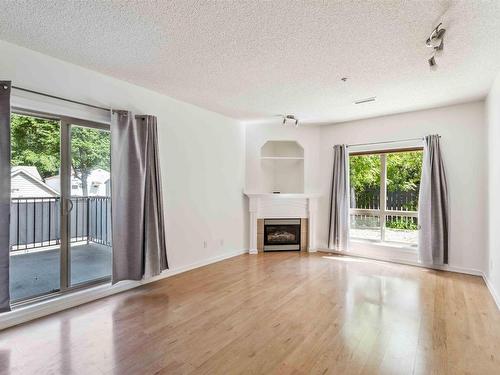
<box><xmin>66</xmin><ymin>198</ymin><xmax>74</xmax><ymax>215</ymax></box>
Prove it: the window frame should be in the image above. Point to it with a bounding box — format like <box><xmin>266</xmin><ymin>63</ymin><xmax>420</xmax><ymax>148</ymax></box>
<box><xmin>349</xmin><ymin>146</ymin><xmax>423</xmax><ymax>246</ymax></box>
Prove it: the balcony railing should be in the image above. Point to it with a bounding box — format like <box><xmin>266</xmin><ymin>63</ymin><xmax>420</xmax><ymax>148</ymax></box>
<box><xmin>10</xmin><ymin>196</ymin><xmax>111</xmax><ymax>252</ymax></box>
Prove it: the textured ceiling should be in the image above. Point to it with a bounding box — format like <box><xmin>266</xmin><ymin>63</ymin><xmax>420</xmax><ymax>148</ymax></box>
<box><xmin>1</xmin><ymin>1</ymin><xmax>500</xmax><ymax>124</ymax></box>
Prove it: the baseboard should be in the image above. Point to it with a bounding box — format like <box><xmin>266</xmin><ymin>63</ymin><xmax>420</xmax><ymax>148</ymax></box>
<box><xmin>317</xmin><ymin>248</ymin><xmax>484</xmax><ymax>277</ymax></box>
<box><xmin>482</xmin><ymin>273</ymin><xmax>500</xmax><ymax>311</ymax></box>
<box><xmin>0</xmin><ymin>249</ymin><xmax>248</xmax><ymax>330</ymax></box>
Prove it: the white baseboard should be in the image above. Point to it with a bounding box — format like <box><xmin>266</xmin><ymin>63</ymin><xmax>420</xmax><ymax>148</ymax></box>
<box><xmin>317</xmin><ymin>248</ymin><xmax>484</xmax><ymax>276</ymax></box>
<box><xmin>0</xmin><ymin>249</ymin><xmax>248</xmax><ymax>330</ymax></box>
<box><xmin>482</xmin><ymin>273</ymin><xmax>500</xmax><ymax>311</ymax></box>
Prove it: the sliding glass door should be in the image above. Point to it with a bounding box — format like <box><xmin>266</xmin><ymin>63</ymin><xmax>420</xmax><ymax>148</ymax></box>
<box><xmin>9</xmin><ymin>113</ymin><xmax>62</xmax><ymax>301</ymax></box>
<box><xmin>67</xmin><ymin>123</ymin><xmax>112</xmax><ymax>286</ymax></box>
<box><xmin>9</xmin><ymin>112</ymin><xmax>111</xmax><ymax>303</ymax></box>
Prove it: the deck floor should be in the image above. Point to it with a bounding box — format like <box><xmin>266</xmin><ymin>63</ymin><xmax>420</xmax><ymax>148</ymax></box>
<box><xmin>10</xmin><ymin>243</ymin><xmax>112</xmax><ymax>301</ymax></box>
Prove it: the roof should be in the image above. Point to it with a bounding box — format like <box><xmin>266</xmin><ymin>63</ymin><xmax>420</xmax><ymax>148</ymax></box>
<box><xmin>11</xmin><ymin>166</ymin><xmax>42</xmax><ymax>180</ymax></box>
<box><xmin>11</xmin><ymin>166</ymin><xmax>60</xmax><ymax>196</ymax></box>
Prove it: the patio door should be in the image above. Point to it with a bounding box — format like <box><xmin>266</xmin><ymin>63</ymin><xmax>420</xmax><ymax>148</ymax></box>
<box><xmin>60</xmin><ymin>120</ymin><xmax>112</xmax><ymax>289</ymax></box>
<box><xmin>9</xmin><ymin>112</ymin><xmax>111</xmax><ymax>304</ymax></box>
<box><xmin>9</xmin><ymin>112</ymin><xmax>63</xmax><ymax>301</ymax></box>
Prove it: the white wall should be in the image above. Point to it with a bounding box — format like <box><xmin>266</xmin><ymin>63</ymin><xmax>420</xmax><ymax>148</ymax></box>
<box><xmin>245</xmin><ymin>121</ymin><xmax>321</xmax><ymax>193</ymax></box>
<box><xmin>1</xmin><ymin>40</ymin><xmax>248</xmax><ymax>271</ymax></box>
<box><xmin>486</xmin><ymin>74</ymin><xmax>500</xmax><ymax>305</ymax></box>
<box><xmin>316</xmin><ymin>102</ymin><xmax>488</xmax><ymax>273</ymax></box>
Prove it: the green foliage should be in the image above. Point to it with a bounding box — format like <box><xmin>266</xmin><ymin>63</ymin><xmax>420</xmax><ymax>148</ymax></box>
<box><xmin>349</xmin><ymin>151</ymin><xmax>422</xmax><ymax>194</ymax></box>
<box><xmin>386</xmin><ymin>151</ymin><xmax>422</xmax><ymax>193</ymax></box>
<box><xmin>10</xmin><ymin>114</ymin><xmax>110</xmax><ymax>194</ymax></box>
<box><xmin>349</xmin><ymin>151</ymin><xmax>423</xmax><ymax>230</ymax></box>
<box><xmin>386</xmin><ymin>216</ymin><xmax>419</xmax><ymax>230</ymax></box>
<box><xmin>11</xmin><ymin>114</ymin><xmax>60</xmax><ymax>179</ymax></box>
<box><xmin>349</xmin><ymin>154</ymin><xmax>381</xmax><ymax>192</ymax></box>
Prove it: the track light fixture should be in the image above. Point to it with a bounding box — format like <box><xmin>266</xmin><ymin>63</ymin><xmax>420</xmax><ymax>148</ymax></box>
<box><xmin>426</xmin><ymin>22</ymin><xmax>446</xmax><ymax>70</ymax></box>
<box><xmin>282</xmin><ymin>114</ymin><xmax>299</xmax><ymax>127</ymax></box>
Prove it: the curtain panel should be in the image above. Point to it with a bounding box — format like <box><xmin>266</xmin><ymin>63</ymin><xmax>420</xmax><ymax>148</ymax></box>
<box><xmin>0</xmin><ymin>82</ymin><xmax>11</xmax><ymax>312</ymax></box>
<box><xmin>418</xmin><ymin>134</ymin><xmax>449</xmax><ymax>265</ymax></box>
<box><xmin>328</xmin><ymin>144</ymin><xmax>350</xmax><ymax>251</ymax></box>
<box><xmin>111</xmin><ymin>111</ymin><xmax>168</xmax><ymax>283</ymax></box>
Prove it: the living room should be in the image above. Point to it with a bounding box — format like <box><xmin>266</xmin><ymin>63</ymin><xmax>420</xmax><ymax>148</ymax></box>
<box><xmin>1</xmin><ymin>1</ymin><xmax>500</xmax><ymax>374</ymax></box>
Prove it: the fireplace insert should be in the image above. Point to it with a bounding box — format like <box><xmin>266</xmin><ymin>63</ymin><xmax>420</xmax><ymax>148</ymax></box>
<box><xmin>264</xmin><ymin>219</ymin><xmax>301</xmax><ymax>251</ymax></box>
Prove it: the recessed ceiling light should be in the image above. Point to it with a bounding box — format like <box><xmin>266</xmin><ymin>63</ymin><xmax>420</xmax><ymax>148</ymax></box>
<box><xmin>354</xmin><ymin>97</ymin><xmax>376</xmax><ymax>104</ymax></box>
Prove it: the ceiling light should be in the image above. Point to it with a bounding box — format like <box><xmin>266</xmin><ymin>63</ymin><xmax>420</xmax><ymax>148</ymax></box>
<box><xmin>282</xmin><ymin>114</ymin><xmax>299</xmax><ymax>127</ymax></box>
<box><xmin>428</xmin><ymin>56</ymin><xmax>437</xmax><ymax>70</ymax></box>
<box><xmin>354</xmin><ymin>97</ymin><xmax>376</xmax><ymax>105</ymax></box>
<box><xmin>426</xmin><ymin>22</ymin><xmax>446</xmax><ymax>69</ymax></box>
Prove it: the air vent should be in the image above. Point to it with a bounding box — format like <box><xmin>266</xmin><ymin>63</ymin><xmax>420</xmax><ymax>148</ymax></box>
<box><xmin>354</xmin><ymin>97</ymin><xmax>376</xmax><ymax>104</ymax></box>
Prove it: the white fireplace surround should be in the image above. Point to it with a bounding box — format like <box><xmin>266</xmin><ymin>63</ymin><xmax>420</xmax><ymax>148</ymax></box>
<box><xmin>244</xmin><ymin>193</ymin><xmax>319</xmax><ymax>254</ymax></box>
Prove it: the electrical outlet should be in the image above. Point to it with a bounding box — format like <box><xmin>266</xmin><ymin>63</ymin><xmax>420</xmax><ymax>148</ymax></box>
<box><xmin>203</xmin><ymin>240</ymin><xmax>208</xmax><ymax>249</ymax></box>
<box><xmin>220</xmin><ymin>239</ymin><xmax>224</xmax><ymax>247</ymax></box>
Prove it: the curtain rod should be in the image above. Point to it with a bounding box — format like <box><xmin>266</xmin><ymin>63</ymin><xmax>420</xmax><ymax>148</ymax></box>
<box><xmin>346</xmin><ymin>135</ymin><xmax>440</xmax><ymax>148</ymax></box>
<box><xmin>12</xmin><ymin>86</ymin><xmax>110</xmax><ymax>112</ymax></box>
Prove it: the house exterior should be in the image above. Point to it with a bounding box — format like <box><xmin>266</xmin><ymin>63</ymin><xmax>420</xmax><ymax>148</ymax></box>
<box><xmin>10</xmin><ymin>166</ymin><xmax>59</xmax><ymax>198</ymax></box>
<box><xmin>45</xmin><ymin>168</ymin><xmax>110</xmax><ymax>196</ymax></box>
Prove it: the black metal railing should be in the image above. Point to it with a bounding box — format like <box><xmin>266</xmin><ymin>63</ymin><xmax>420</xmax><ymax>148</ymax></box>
<box><xmin>350</xmin><ymin>188</ymin><xmax>419</xmax><ymax>211</ymax></box>
<box><xmin>10</xmin><ymin>196</ymin><xmax>111</xmax><ymax>251</ymax></box>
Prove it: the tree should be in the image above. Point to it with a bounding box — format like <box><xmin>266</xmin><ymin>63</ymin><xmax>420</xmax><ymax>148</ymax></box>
<box><xmin>10</xmin><ymin>114</ymin><xmax>110</xmax><ymax>195</ymax></box>
<box><xmin>11</xmin><ymin>114</ymin><xmax>60</xmax><ymax>179</ymax></box>
<box><xmin>386</xmin><ymin>151</ymin><xmax>422</xmax><ymax>193</ymax></box>
<box><xmin>71</xmin><ymin>126</ymin><xmax>110</xmax><ymax>196</ymax></box>
<box><xmin>349</xmin><ymin>154</ymin><xmax>381</xmax><ymax>192</ymax></box>
<box><xmin>349</xmin><ymin>151</ymin><xmax>423</xmax><ymax>230</ymax></box>
<box><xmin>349</xmin><ymin>151</ymin><xmax>422</xmax><ymax>194</ymax></box>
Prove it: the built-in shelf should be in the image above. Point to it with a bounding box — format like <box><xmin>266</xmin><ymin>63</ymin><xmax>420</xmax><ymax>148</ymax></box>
<box><xmin>261</xmin><ymin>140</ymin><xmax>304</xmax><ymax>158</ymax></box>
<box><xmin>259</xmin><ymin>140</ymin><xmax>304</xmax><ymax>193</ymax></box>
<box><xmin>260</xmin><ymin>156</ymin><xmax>304</xmax><ymax>160</ymax></box>
<box><xmin>244</xmin><ymin>192</ymin><xmax>320</xmax><ymax>198</ymax></box>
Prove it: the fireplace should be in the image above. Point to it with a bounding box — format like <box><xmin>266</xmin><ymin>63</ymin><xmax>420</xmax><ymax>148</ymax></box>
<box><xmin>264</xmin><ymin>219</ymin><xmax>301</xmax><ymax>251</ymax></box>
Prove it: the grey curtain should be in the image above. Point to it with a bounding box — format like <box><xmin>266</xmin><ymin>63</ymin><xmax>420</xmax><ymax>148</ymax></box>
<box><xmin>418</xmin><ymin>134</ymin><xmax>449</xmax><ymax>265</ymax></box>
<box><xmin>0</xmin><ymin>82</ymin><xmax>11</xmax><ymax>312</ymax></box>
<box><xmin>328</xmin><ymin>144</ymin><xmax>349</xmax><ymax>251</ymax></box>
<box><xmin>111</xmin><ymin>111</ymin><xmax>168</xmax><ymax>283</ymax></box>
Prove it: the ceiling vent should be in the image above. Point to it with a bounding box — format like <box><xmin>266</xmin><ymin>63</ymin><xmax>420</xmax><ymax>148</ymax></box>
<box><xmin>354</xmin><ymin>97</ymin><xmax>376</xmax><ymax>105</ymax></box>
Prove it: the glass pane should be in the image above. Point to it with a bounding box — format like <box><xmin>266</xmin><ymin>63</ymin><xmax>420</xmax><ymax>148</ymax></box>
<box><xmin>9</xmin><ymin>114</ymin><xmax>61</xmax><ymax>301</ymax></box>
<box><xmin>386</xmin><ymin>151</ymin><xmax>423</xmax><ymax>211</ymax></box>
<box><xmin>349</xmin><ymin>154</ymin><xmax>381</xmax><ymax>209</ymax></box>
<box><xmin>350</xmin><ymin>214</ymin><xmax>381</xmax><ymax>241</ymax></box>
<box><xmin>385</xmin><ymin>215</ymin><xmax>419</xmax><ymax>245</ymax></box>
<box><xmin>70</xmin><ymin>125</ymin><xmax>112</xmax><ymax>286</ymax></box>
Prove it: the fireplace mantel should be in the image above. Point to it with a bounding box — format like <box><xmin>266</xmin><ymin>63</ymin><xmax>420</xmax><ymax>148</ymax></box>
<box><xmin>244</xmin><ymin>192</ymin><xmax>319</xmax><ymax>254</ymax></box>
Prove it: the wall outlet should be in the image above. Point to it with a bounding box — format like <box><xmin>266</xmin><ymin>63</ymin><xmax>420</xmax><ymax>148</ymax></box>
<box><xmin>203</xmin><ymin>240</ymin><xmax>208</xmax><ymax>249</ymax></box>
<box><xmin>220</xmin><ymin>239</ymin><xmax>224</xmax><ymax>247</ymax></box>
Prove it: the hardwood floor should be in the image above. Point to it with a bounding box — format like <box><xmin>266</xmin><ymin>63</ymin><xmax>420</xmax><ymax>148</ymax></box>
<box><xmin>1</xmin><ymin>252</ymin><xmax>499</xmax><ymax>375</ymax></box>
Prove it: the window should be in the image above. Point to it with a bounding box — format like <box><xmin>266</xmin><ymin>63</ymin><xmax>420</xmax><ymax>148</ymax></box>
<box><xmin>349</xmin><ymin>148</ymin><xmax>423</xmax><ymax>246</ymax></box>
